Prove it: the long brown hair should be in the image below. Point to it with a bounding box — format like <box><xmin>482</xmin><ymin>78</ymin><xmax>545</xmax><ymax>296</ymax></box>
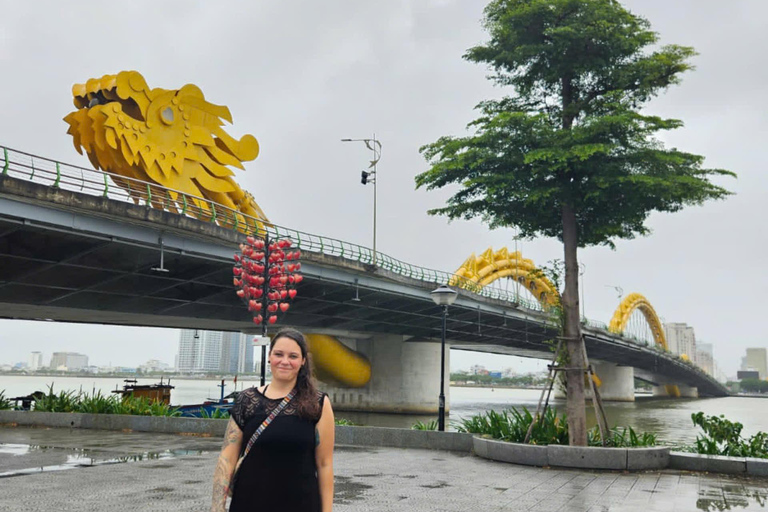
<box><xmin>270</xmin><ymin>328</ymin><xmax>321</xmax><ymax>420</ymax></box>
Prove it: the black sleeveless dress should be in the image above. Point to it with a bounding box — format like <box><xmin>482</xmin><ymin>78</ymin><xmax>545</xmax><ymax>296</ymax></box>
<box><xmin>229</xmin><ymin>386</ymin><xmax>326</xmax><ymax>512</ymax></box>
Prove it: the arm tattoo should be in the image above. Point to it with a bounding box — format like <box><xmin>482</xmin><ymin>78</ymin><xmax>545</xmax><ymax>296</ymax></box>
<box><xmin>315</xmin><ymin>427</ymin><xmax>320</xmax><ymax>447</ymax></box>
<box><xmin>223</xmin><ymin>419</ymin><xmax>241</xmax><ymax>448</ymax></box>
<box><xmin>211</xmin><ymin>454</ymin><xmax>233</xmax><ymax>512</ymax></box>
<box><xmin>212</xmin><ymin>419</ymin><xmax>241</xmax><ymax>512</ymax></box>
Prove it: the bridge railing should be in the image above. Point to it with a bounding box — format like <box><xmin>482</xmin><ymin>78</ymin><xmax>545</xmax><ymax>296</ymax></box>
<box><xmin>1</xmin><ymin>145</ymin><xmax>545</xmax><ymax>311</ymax></box>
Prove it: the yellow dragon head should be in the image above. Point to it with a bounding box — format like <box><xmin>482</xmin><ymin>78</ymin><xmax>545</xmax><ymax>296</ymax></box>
<box><xmin>64</xmin><ymin>70</ymin><xmax>268</xmax><ymax>224</ymax></box>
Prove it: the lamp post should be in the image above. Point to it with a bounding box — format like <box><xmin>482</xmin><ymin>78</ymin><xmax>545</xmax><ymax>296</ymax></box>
<box><xmin>430</xmin><ymin>284</ymin><xmax>458</xmax><ymax>431</ymax></box>
<box><xmin>341</xmin><ymin>135</ymin><xmax>382</xmax><ymax>266</ymax></box>
<box><xmin>578</xmin><ymin>263</ymin><xmax>585</xmax><ymax>321</ymax></box>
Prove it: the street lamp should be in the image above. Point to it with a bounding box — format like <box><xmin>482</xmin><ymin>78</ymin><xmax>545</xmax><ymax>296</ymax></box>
<box><xmin>430</xmin><ymin>284</ymin><xmax>458</xmax><ymax>431</ymax></box>
<box><xmin>341</xmin><ymin>136</ymin><xmax>382</xmax><ymax>266</ymax></box>
<box><xmin>578</xmin><ymin>263</ymin><xmax>585</xmax><ymax>321</ymax></box>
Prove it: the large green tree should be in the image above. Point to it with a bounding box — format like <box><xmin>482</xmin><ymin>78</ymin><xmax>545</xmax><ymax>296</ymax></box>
<box><xmin>416</xmin><ymin>0</ymin><xmax>735</xmax><ymax>445</ymax></box>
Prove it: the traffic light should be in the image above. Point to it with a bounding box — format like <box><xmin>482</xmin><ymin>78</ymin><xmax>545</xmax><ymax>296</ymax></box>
<box><xmin>361</xmin><ymin>170</ymin><xmax>370</xmax><ymax>185</ymax></box>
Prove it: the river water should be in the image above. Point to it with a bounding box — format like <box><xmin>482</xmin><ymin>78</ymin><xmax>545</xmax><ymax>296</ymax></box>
<box><xmin>1</xmin><ymin>375</ymin><xmax>764</xmax><ymax>447</ymax></box>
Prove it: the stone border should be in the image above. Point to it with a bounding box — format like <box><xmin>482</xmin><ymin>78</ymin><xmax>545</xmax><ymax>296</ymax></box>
<box><xmin>0</xmin><ymin>411</ymin><xmax>472</xmax><ymax>452</ymax></box>
<box><xmin>669</xmin><ymin>452</ymin><xmax>768</xmax><ymax>476</ymax></box>
<box><xmin>3</xmin><ymin>411</ymin><xmax>768</xmax><ymax>476</ymax></box>
<box><xmin>473</xmin><ymin>436</ymin><xmax>669</xmax><ymax>471</ymax></box>
<box><xmin>0</xmin><ymin>410</ymin><xmax>227</xmax><ymax>436</ymax></box>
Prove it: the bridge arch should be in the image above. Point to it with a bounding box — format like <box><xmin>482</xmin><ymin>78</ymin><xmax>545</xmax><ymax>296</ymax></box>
<box><xmin>450</xmin><ymin>247</ymin><xmax>559</xmax><ymax>307</ymax></box>
<box><xmin>608</xmin><ymin>293</ymin><xmax>668</xmax><ymax>350</ymax></box>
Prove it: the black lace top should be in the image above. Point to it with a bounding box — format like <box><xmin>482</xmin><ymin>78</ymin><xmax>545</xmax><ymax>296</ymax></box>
<box><xmin>228</xmin><ymin>386</ymin><xmax>326</xmax><ymax>512</ymax></box>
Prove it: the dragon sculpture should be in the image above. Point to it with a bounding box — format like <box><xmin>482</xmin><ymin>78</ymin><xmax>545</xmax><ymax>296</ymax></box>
<box><xmin>64</xmin><ymin>70</ymin><xmax>268</xmax><ymax>229</ymax></box>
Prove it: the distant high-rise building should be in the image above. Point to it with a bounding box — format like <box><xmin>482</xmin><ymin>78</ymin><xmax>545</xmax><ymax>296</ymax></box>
<box><xmin>177</xmin><ymin>330</ymin><xmax>253</xmax><ymax>373</ymax></box>
<box><xmin>49</xmin><ymin>352</ymin><xmax>88</xmax><ymax>371</ymax></box>
<box><xmin>663</xmin><ymin>323</ymin><xmax>696</xmax><ymax>362</ymax></box>
<box><xmin>28</xmin><ymin>352</ymin><xmax>43</xmax><ymax>371</ymax></box>
<box><xmin>745</xmin><ymin>348</ymin><xmax>768</xmax><ymax>380</ymax></box>
<box><xmin>696</xmin><ymin>343</ymin><xmax>714</xmax><ymax>376</ymax></box>
<box><xmin>219</xmin><ymin>332</ymin><xmax>254</xmax><ymax>374</ymax></box>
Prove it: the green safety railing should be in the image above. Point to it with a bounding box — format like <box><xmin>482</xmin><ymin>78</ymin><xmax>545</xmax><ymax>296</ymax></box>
<box><xmin>0</xmin><ymin>145</ymin><xmax>671</xmax><ymax>348</ymax></box>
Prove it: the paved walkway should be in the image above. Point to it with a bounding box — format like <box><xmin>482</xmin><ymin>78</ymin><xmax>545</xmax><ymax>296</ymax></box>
<box><xmin>1</xmin><ymin>426</ymin><xmax>767</xmax><ymax>511</ymax></box>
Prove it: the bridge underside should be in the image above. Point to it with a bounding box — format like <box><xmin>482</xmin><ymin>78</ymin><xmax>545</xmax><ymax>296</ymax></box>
<box><xmin>0</xmin><ymin>175</ymin><xmax>728</xmax><ymax>399</ymax></box>
<box><xmin>0</xmin><ymin>176</ymin><xmax>553</xmax><ymax>353</ymax></box>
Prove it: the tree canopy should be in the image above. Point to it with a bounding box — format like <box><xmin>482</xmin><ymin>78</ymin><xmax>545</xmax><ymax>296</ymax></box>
<box><xmin>416</xmin><ymin>0</ymin><xmax>735</xmax><ymax>248</ymax></box>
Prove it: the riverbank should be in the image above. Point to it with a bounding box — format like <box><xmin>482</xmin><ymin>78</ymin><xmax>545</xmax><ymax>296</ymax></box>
<box><xmin>451</xmin><ymin>383</ymin><xmax>545</xmax><ymax>390</ymax></box>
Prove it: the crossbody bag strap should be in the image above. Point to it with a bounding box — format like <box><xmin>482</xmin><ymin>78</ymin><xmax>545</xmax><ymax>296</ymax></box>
<box><xmin>241</xmin><ymin>388</ymin><xmax>296</xmax><ymax>459</ymax></box>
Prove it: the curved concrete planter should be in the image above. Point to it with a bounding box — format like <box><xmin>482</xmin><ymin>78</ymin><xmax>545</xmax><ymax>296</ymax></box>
<box><xmin>473</xmin><ymin>436</ymin><xmax>670</xmax><ymax>471</ymax></box>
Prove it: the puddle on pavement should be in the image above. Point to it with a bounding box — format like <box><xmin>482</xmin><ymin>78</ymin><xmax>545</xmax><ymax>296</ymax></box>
<box><xmin>0</xmin><ymin>443</ymin><xmax>207</xmax><ymax>478</ymax></box>
<box><xmin>697</xmin><ymin>482</ymin><xmax>768</xmax><ymax>510</ymax></box>
<box><xmin>334</xmin><ymin>476</ymin><xmax>373</xmax><ymax>504</ymax></box>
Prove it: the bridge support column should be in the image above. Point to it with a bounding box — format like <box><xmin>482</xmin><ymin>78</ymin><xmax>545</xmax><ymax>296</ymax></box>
<box><xmin>319</xmin><ymin>335</ymin><xmax>448</xmax><ymax>414</ymax></box>
<box><xmin>590</xmin><ymin>362</ymin><xmax>635</xmax><ymax>402</ymax></box>
<box><xmin>678</xmin><ymin>384</ymin><xmax>699</xmax><ymax>398</ymax></box>
<box><xmin>651</xmin><ymin>383</ymin><xmax>697</xmax><ymax>398</ymax></box>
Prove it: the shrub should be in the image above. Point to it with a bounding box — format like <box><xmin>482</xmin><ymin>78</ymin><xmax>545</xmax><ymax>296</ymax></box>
<box><xmin>588</xmin><ymin>425</ymin><xmax>657</xmax><ymax>447</ymax></box>
<box><xmin>334</xmin><ymin>418</ymin><xmax>357</xmax><ymax>426</ymax></box>
<box><xmin>0</xmin><ymin>390</ymin><xmax>12</xmax><ymax>410</ymax></box>
<box><xmin>456</xmin><ymin>407</ymin><xmax>568</xmax><ymax>445</ymax></box>
<box><xmin>412</xmin><ymin>420</ymin><xmax>438</xmax><ymax>431</ymax></box>
<box><xmin>457</xmin><ymin>406</ymin><xmax>656</xmax><ymax>447</ymax></box>
<box><xmin>199</xmin><ymin>407</ymin><xmax>230</xmax><ymax>419</ymax></box>
<box><xmin>32</xmin><ymin>386</ymin><xmax>180</xmax><ymax>417</ymax></box>
<box><xmin>691</xmin><ymin>412</ymin><xmax>768</xmax><ymax>458</ymax></box>
<box><xmin>34</xmin><ymin>385</ymin><xmax>79</xmax><ymax>412</ymax></box>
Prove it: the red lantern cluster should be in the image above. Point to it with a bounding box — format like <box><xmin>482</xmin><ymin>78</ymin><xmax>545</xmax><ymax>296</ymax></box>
<box><xmin>233</xmin><ymin>235</ymin><xmax>303</xmax><ymax>325</ymax></box>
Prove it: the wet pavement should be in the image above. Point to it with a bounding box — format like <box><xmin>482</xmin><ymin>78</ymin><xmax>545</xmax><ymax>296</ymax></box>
<box><xmin>0</xmin><ymin>425</ymin><xmax>767</xmax><ymax>511</ymax></box>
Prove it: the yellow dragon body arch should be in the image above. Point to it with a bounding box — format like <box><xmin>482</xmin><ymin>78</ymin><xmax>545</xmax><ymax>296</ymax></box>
<box><xmin>608</xmin><ymin>292</ymin><xmax>668</xmax><ymax>350</ymax></box>
<box><xmin>64</xmin><ymin>71</ymin><xmax>268</xmax><ymax>230</ymax></box>
<box><xmin>450</xmin><ymin>247</ymin><xmax>559</xmax><ymax>308</ymax></box>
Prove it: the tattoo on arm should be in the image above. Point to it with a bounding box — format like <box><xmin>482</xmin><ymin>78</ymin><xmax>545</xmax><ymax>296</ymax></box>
<box><xmin>212</xmin><ymin>419</ymin><xmax>241</xmax><ymax>512</ymax></box>
<box><xmin>211</xmin><ymin>455</ymin><xmax>232</xmax><ymax>512</ymax></box>
<box><xmin>223</xmin><ymin>419</ymin><xmax>241</xmax><ymax>448</ymax></box>
<box><xmin>315</xmin><ymin>427</ymin><xmax>320</xmax><ymax>447</ymax></box>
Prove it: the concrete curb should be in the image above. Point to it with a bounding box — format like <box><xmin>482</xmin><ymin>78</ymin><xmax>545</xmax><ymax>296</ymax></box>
<box><xmin>669</xmin><ymin>452</ymin><xmax>746</xmax><ymax>474</ymax></box>
<box><xmin>335</xmin><ymin>425</ymin><xmax>472</xmax><ymax>452</ymax></box>
<box><xmin>473</xmin><ymin>436</ymin><xmax>670</xmax><ymax>471</ymax></box>
<box><xmin>0</xmin><ymin>411</ymin><xmax>472</xmax><ymax>452</ymax></box>
<box><xmin>0</xmin><ymin>410</ymin><xmax>227</xmax><ymax>436</ymax></box>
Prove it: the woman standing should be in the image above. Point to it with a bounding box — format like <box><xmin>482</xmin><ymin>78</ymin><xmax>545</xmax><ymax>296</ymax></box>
<box><xmin>211</xmin><ymin>328</ymin><xmax>335</xmax><ymax>512</ymax></box>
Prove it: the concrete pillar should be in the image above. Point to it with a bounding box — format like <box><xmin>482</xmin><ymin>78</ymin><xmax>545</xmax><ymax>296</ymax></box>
<box><xmin>590</xmin><ymin>362</ymin><xmax>635</xmax><ymax>402</ymax></box>
<box><xmin>319</xmin><ymin>335</ymin><xmax>448</xmax><ymax>414</ymax></box>
<box><xmin>652</xmin><ymin>384</ymin><xmax>681</xmax><ymax>397</ymax></box>
<box><xmin>553</xmin><ymin>361</ymin><xmax>634</xmax><ymax>402</ymax></box>
<box><xmin>678</xmin><ymin>384</ymin><xmax>699</xmax><ymax>398</ymax></box>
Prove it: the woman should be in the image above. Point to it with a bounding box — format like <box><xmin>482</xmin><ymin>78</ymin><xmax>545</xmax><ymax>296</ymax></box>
<box><xmin>211</xmin><ymin>328</ymin><xmax>335</xmax><ymax>512</ymax></box>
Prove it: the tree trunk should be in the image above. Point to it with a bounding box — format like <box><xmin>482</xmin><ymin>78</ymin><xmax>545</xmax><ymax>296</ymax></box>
<box><xmin>562</xmin><ymin>203</ymin><xmax>587</xmax><ymax>446</ymax></box>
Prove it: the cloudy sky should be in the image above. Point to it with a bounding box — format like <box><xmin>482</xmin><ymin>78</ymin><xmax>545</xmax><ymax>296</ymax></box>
<box><xmin>0</xmin><ymin>1</ymin><xmax>765</xmax><ymax>376</ymax></box>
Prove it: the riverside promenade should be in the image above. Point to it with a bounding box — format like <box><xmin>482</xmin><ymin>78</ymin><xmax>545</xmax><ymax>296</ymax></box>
<box><xmin>1</xmin><ymin>426</ymin><xmax>767</xmax><ymax>511</ymax></box>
